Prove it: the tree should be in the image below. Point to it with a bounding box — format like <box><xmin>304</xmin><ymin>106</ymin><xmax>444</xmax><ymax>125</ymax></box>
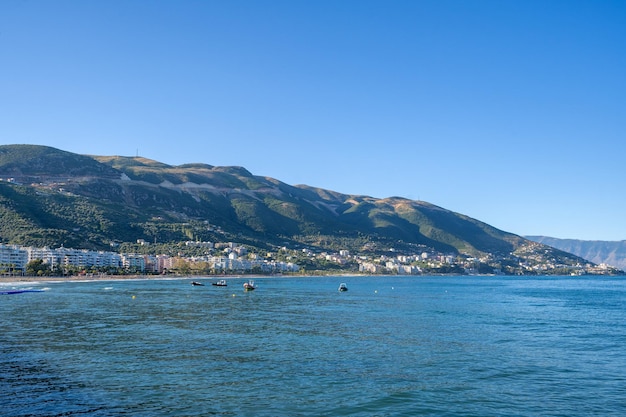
<box><xmin>25</xmin><ymin>259</ymin><xmax>51</xmax><ymax>276</ymax></box>
<box><xmin>172</xmin><ymin>258</ymin><xmax>191</xmax><ymax>275</ymax></box>
<box><xmin>0</xmin><ymin>263</ymin><xmax>16</xmax><ymax>276</ymax></box>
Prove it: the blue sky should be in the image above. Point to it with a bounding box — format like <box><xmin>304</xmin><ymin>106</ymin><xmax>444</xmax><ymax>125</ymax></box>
<box><xmin>1</xmin><ymin>0</ymin><xmax>624</xmax><ymax>240</ymax></box>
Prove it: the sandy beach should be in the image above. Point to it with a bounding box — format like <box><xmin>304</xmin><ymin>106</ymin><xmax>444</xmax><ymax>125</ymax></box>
<box><xmin>0</xmin><ymin>273</ymin><xmax>297</xmax><ymax>285</ymax></box>
<box><xmin>0</xmin><ymin>274</ymin><xmax>184</xmax><ymax>285</ymax></box>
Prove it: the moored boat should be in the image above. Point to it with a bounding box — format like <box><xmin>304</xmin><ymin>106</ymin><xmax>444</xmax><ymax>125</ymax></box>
<box><xmin>191</xmin><ymin>281</ymin><xmax>204</xmax><ymax>286</ymax></box>
<box><xmin>243</xmin><ymin>280</ymin><xmax>256</xmax><ymax>291</ymax></box>
<box><xmin>212</xmin><ymin>279</ymin><xmax>227</xmax><ymax>287</ymax></box>
<box><xmin>338</xmin><ymin>283</ymin><xmax>348</xmax><ymax>292</ymax></box>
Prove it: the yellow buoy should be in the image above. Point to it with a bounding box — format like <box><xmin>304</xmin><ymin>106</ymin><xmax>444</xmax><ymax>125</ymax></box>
<box><xmin>132</xmin><ymin>295</ymin><xmax>136</xmax><ymax>299</ymax></box>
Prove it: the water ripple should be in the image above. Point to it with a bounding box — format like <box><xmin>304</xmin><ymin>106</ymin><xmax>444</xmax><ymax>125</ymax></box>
<box><xmin>2</xmin><ymin>276</ymin><xmax>625</xmax><ymax>416</ymax></box>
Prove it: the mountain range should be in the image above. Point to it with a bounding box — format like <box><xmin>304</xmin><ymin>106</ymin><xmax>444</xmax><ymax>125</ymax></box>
<box><xmin>0</xmin><ymin>144</ymin><xmax>619</xmax><ymax>275</ymax></box>
<box><xmin>527</xmin><ymin>236</ymin><xmax>626</xmax><ymax>271</ymax></box>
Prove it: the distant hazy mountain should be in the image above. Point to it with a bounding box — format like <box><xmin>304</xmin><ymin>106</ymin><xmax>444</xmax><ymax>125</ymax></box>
<box><xmin>526</xmin><ymin>236</ymin><xmax>626</xmax><ymax>270</ymax></box>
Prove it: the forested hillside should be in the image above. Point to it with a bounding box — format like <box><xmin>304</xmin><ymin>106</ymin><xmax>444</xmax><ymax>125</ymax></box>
<box><xmin>0</xmin><ymin>144</ymin><xmax>617</xmax><ymax>275</ymax></box>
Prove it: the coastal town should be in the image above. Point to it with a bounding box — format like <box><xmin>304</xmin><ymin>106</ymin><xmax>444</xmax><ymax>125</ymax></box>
<box><xmin>0</xmin><ymin>238</ymin><xmax>620</xmax><ymax>278</ymax></box>
<box><xmin>0</xmin><ymin>241</ymin><xmax>299</xmax><ymax>277</ymax></box>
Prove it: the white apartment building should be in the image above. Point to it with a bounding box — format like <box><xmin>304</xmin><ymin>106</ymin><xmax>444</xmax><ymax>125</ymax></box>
<box><xmin>25</xmin><ymin>246</ymin><xmax>122</xmax><ymax>270</ymax></box>
<box><xmin>121</xmin><ymin>254</ymin><xmax>145</xmax><ymax>271</ymax></box>
<box><xmin>0</xmin><ymin>244</ymin><xmax>125</xmax><ymax>273</ymax></box>
<box><xmin>1</xmin><ymin>243</ymin><xmax>300</xmax><ymax>275</ymax></box>
<box><xmin>0</xmin><ymin>245</ymin><xmax>28</xmax><ymax>273</ymax></box>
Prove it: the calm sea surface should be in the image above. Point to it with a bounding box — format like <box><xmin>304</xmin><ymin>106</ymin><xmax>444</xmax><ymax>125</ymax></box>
<box><xmin>2</xmin><ymin>276</ymin><xmax>625</xmax><ymax>416</ymax></box>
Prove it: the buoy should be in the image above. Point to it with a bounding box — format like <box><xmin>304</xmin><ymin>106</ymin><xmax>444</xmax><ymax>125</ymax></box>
<box><xmin>132</xmin><ymin>295</ymin><xmax>136</xmax><ymax>299</ymax></box>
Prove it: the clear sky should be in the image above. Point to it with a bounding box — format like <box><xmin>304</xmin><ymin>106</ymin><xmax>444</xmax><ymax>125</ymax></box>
<box><xmin>1</xmin><ymin>0</ymin><xmax>624</xmax><ymax>241</ymax></box>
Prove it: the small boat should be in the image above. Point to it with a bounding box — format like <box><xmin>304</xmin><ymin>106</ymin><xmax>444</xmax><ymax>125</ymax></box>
<box><xmin>212</xmin><ymin>279</ymin><xmax>228</xmax><ymax>287</ymax></box>
<box><xmin>243</xmin><ymin>280</ymin><xmax>256</xmax><ymax>291</ymax></box>
<box><xmin>338</xmin><ymin>283</ymin><xmax>348</xmax><ymax>292</ymax></box>
<box><xmin>191</xmin><ymin>281</ymin><xmax>205</xmax><ymax>286</ymax></box>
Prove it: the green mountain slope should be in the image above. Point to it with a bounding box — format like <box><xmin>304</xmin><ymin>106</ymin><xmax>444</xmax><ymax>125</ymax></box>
<box><xmin>0</xmin><ymin>144</ymin><xmax>603</xmax><ymax>273</ymax></box>
<box><xmin>0</xmin><ymin>144</ymin><xmax>119</xmax><ymax>179</ymax></box>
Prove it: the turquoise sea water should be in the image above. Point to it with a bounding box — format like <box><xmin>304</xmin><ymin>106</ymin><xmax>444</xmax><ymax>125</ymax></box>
<box><xmin>1</xmin><ymin>276</ymin><xmax>625</xmax><ymax>416</ymax></box>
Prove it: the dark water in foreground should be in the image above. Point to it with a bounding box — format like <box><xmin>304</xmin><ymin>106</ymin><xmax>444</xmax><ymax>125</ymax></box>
<box><xmin>1</xmin><ymin>276</ymin><xmax>625</xmax><ymax>416</ymax></box>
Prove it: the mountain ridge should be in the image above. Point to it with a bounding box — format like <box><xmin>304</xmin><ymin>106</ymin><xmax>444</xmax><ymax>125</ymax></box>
<box><xmin>526</xmin><ymin>236</ymin><xmax>626</xmax><ymax>270</ymax></box>
<box><xmin>0</xmin><ymin>144</ymin><xmax>619</xmax><ymax>275</ymax></box>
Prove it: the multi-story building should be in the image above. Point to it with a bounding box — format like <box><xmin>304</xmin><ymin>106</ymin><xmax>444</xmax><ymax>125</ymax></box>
<box><xmin>1</xmin><ymin>243</ymin><xmax>301</xmax><ymax>276</ymax></box>
<box><xmin>0</xmin><ymin>245</ymin><xmax>28</xmax><ymax>274</ymax></box>
<box><xmin>121</xmin><ymin>254</ymin><xmax>145</xmax><ymax>271</ymax></box>
<box><xmin>25</xmin><ymin>246</ymin><xmax>123</xmax><ymax>271</ymax></box>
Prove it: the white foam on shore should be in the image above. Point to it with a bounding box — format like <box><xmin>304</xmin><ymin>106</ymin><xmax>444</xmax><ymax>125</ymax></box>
<box><xmin>0</xmin><ymin>281</ymin><xmax>41</xmax><ymax>287</ymax></box>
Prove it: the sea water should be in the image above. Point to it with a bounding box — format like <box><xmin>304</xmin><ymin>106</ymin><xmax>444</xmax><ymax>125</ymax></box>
<box><xmin>1</xmin><ymin>276</ymin><xmax>625</xmax><ymax>416</ymax></box>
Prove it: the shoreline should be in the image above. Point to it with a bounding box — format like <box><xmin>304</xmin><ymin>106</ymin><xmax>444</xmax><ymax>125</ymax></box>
<box><xmin>3</xmin><ymin>273</ymin><xmax>615</xmax><ymax>286</ymax></box>
<box><xmin>0</xmin><ymin>273</ymin><xmax>353</xmax><ymax>285</ymax></box>
<box><xmin>0</xmin><ymin>274</ymin><xmax>166</xmax><ymax>285</ymax></box>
